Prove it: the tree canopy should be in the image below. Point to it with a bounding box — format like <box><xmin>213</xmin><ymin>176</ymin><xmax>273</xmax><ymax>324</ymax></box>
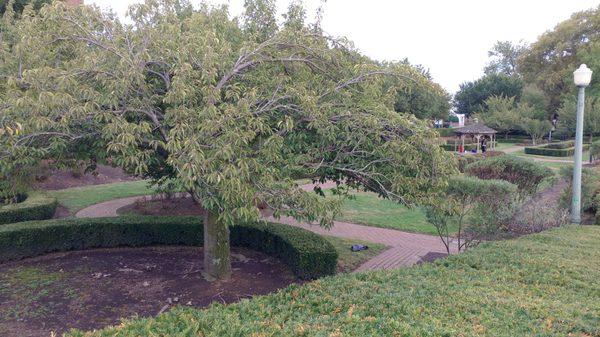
<box><xmin>519</xmin><ymin>5</ymin><xmax>600</xmax><ymax>111</ymax></box>
<box><xmin>484</xmin><ymin>40</ymin><xmax>527</xmax><ymax>77</ymax></box>
<box><xmin>453</xmin><ymin>74</ymin><xmax>523</xmax><ymax>117</ymax></box>
<box><xmin>0</xmin><ymin>0</ymin><xmax>455</xmax><ymax>279</ymax></box>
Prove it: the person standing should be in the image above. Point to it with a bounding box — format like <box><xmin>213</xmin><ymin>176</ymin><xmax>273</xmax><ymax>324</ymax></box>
<box><xmin>481</xmin><ymin>137</ymin><xmax>487</xmax><ymax>154</ymax></box>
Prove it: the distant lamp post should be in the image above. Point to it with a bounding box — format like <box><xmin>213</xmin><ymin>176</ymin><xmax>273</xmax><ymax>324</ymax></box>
<box><xmin>549</xmin><ymin>113</ymin><xmax>558</xmax><ymax>142</ymax></box>
<box><xmin>571</xmin><ymin>64</ymin><xmax>593</xmax><ymax>224</ymax></box>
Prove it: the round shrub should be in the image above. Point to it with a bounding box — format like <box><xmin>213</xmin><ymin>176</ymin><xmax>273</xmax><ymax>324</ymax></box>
<box><xmin>465</xmin><ymin>155</ymin><xmax>553</xmax><ymax>193</ymax></box>
<box><xmin>0</xmin><ymin>193</ymin><xmax>57</xmax><ymax>225</ymax></box>
<box><xmin>0</xmin><ymin>216</ymin><xmax>338</xmax><ymax>280</ymax></box>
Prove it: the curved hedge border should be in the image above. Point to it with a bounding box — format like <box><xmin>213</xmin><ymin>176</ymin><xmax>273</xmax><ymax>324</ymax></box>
<box><xmin>524</xmin><ymin>142</ymin><xmax>589</xmax><ymax>157</ymax></box>
<box><xmin>0</xmin><ymin>216</ymin><xmax>338</xmax><ymax>279</ymax></box>
<box><xmin>0</xmin><ymin>194</ymin><xmax>57</xmax><ymax>225</ymax></box>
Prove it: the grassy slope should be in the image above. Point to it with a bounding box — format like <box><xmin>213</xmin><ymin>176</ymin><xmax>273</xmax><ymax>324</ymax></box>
<box><xmin>46</xmin><ymin>180</ymin><xmax>155</xmax><ymax>213</ymax></box>
<box><xmin>334</xmin><ymin>192</ymin><xmax>455</xmax><ymax>235</ymax></box>
<box><xmin>323</xmin><ymin>236</ymin><xmax>387</xmax><ymax>273</ymax></box>
<box><xmin>71</xmin><ymin>226</ymin><xmax>600</xmax><ymax>337</ymax></box>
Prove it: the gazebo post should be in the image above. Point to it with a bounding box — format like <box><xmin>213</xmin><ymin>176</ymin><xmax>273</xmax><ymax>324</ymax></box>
<box><xmin>461</xmin><ymin>136</ymin><xmax>465</xmax><ymax>153</ymax></box>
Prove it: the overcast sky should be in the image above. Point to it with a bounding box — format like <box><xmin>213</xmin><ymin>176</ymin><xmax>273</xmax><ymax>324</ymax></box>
<box><xmin>88</xmin><ymin>0</ymin><xmax>599</xmax><ymax>93</ymax></box>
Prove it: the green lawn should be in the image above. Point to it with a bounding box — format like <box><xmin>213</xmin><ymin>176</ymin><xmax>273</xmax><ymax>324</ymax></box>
<box><xmin>333</xmin><ymin>191</ymin><xmax>453</xmax><ymax>235</ymax></box>
<box><xmin>46</xmin><ymin>180</ymin><xmax>155</xmax><ymax>213</ymax></box>
<box><xmin>323</xmin><ymin>236</ymin><xmax>387</xmax><ymax>273</ymax></box>
<box><xmin>71</xmin><ymin>225</ymin><xmax>600</xmax><ymax>337</ymax></box>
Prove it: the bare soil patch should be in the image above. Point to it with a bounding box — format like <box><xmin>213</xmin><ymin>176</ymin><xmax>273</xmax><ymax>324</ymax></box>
<box><xmin>0</xmin><ymin>246</ymin><xmax>296</xmax><ymax>337</ymax></box>
<box><xmin>34</xmin><ymin>164</ymin><xmax>136</xmax><ymax>191</ymax></box>
<box><xmin>117</xmin><ymin>196</ymin><xmax>205</xmax><ymax>217</ymax></box>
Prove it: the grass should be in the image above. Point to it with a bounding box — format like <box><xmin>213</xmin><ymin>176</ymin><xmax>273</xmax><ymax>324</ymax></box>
<box><xmin>46</xmin><ymin>180</ymin><xmax>155</xmax><ymax>213</ymax></box>
<box><xmin>69</xmin><ymin>225</ymin><xmax>600</xmax><ymax>337</ymax></box>
<box><xmin>332</xmin><ymin>191</ymin><xmax>455</xmax><ymax>235</ymax></box>
<box><xmin>323</xmin><ymin>236</ymin><xmax>387</xmax><ymax>273</ymax></box>
<box><xmin>0</xmin><ymin>266</ymin><xmax>72</xmax><ymax>325</ymax></box>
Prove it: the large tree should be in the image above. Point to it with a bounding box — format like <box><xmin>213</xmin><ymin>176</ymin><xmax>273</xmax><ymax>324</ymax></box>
<box><xmin>1</xmin><ymin>0</ymin><xmax>454</xmax><ymax>279</ymax></box>
<box><xmin>484</xmin><ymin>40</ymin><xmax>527</xmax><ymax>77</ymax></box>
<box><xmin>385</xmin><ymin>60</ymin><xmax>451</xmax><ymax>121</ymax></box>
<box><xmin>519</xmin><ymin>5</ymin><xmax>600</xmax><ymax>111</ymax></box>
<box><xmin>453</xmin><ymin>74</ymin><xmax>523</xmax><ymax>117</ymax></box>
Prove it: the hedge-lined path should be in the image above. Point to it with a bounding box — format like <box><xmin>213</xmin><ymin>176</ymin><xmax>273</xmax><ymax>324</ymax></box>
<box><xmin>76</xmin><ymin>181</ymin><xmax>453</xmax><ymax>272</ymax></box>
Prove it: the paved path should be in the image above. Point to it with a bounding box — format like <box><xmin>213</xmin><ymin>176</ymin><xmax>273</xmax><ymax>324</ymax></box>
<box><xmin>76</xmin><ymin>182</ymin><xmax>453</xmax><ymax>272</ymax></box>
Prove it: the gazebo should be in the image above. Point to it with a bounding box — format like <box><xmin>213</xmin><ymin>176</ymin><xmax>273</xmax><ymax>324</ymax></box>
<box><xmin>452</xmin><ymin>123</ymin><xmax>498</xmax><ymax>153</ymax></box>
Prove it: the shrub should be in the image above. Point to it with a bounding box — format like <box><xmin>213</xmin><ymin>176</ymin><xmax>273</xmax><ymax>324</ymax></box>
<box><xmin>590</xmin><ymin>140</ymin><xmax>600</xmax><ymax>161</ymax></box>
<box><xmin>465</xmin><ymin>155</ymin><xmax>553</xmax><ymax>193</ymax></box>
<box><xmin>560</xmin><ymin>165</ymin><xmax>600</xmax><ymax>213</ymax></box>
<box><xmin>454</xmin><ymin>151</ymin><xmax>505</xmax><ymax>172</ymax></box>
<box><xmin>0</xmin><ymin>216</ymin><xmax>338</xmax><ymax>279</ymax></box>
<box><xmin>427</xmin><ymin>176</ymin><xmax>519</xmax><ymax>253</ymax></box>
<box><xmin>0</xmin><ymin>193</ymin><xmax>57</xmax><ymax>225</ymax></box>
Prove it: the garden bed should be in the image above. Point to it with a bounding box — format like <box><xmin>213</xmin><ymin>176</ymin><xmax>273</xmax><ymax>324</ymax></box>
<box><xmin>0</xmin><ymin>216</ymin><xmax>338</xmax><ymax>280</ymax></box>
<box><xmin>0</xmin><ymin>246</ymin><xmax>296</xmax><ymax>337</ymax></box>
<box><xmin>34</xmin><ymin>164</ymin><xmax>136</xmax><ymax>190</ymax></box>
<box><xmin>69</xmin><ymin>225</ymin><xmax>600</xmax><ymax>337</ymax></box>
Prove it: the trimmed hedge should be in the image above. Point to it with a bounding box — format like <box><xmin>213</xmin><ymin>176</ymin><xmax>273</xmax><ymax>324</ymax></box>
<box><xmin>0</xmin><ymin>216</ymin><xmax>337</xmax><ymax>279</ymax></box>
<box><xmin>545</xmin><ymin>140</ymin><xmax>575</xmax><ymax>149</ymax></box>
<box><xmin>524</xmin><ymin>142</ymin><xmax>589</xmax><ymax>157</ymax></box>
<box><xmin>441</xmin><ymin>143</ymin><xmax>477</xmax><ymax>152</ymax></box>
<box><xmin>436</xmin><ymin>127</ymin><xmax>456</xmax><ymax>137</ymax></box>
<box><xmin>0</xmin><ymin>193</ymin><xmax>57</xmax><ymax>225</ymax></box>
<box><xmin>465</xmin><ymin>155</ymin><xmax>553</xmax><ymax>193</ymax></box>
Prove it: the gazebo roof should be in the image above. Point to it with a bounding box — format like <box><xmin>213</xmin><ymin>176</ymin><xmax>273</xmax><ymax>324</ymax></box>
<box><xmin>453</xmin><ymin>123</ymin><xmax>497</xmax><ymax>135</ymax></box>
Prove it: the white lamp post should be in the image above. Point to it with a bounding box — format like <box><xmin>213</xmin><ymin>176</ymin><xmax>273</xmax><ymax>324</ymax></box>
<box><xmin>571</xmin><ymin>64</ymin><xmax>593</xmax><ymax>224</ymax></box>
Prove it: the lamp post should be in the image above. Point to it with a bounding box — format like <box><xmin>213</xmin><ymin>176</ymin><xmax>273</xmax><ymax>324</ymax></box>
<box><xmin>571</xmin><ymin>64</ymin><xmax>593</xmax><ymax>224</ymax></box>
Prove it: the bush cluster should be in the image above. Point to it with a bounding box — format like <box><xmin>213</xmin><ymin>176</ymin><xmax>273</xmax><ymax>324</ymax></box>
<box><xmin>524</xmin><ymin>142</ymin><xmax>589</xmax><ymax>157</ymax></box>
<box><xmin>0</xmin><ymin>194</ymin><xmax>57</xmax><ymax>225</ymax></box>
<box><xmin>454</xmin><ymin>151</ymin><xmax>505</xmax><ymax>173</ymax></box>
<box><xmin>465</xmin><ymin>155</ymin><xmax>553</xmax><ymax>193</ymax></box>
<box><xmin>0</xmin><ymin>216</ymin><xmax>338</xmax><ymax>279</ymax></box>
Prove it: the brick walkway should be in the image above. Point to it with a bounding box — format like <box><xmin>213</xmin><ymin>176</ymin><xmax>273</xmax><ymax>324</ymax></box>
<box><xmin>76</xmin><ymin>182</ymin><xmax>454</xmax><ymax>272</ymax></box>
<box><xmin>266</xmin><ymin>215</ymin><xmax>453</xmax><ymax>271</ymax></box>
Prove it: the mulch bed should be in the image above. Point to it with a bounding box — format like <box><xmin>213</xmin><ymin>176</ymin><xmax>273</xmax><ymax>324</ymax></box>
<box><xmin>417</xmin><ymin>252</ymin><xmax>448</xmax><ymax>264</ymax></box>
<box><xmin>117</xmin><ymin>197</ymin><xmax>206</xmax><ymax>217</ymax></box>
<box><xmin>0</xmin><ymin>246</ymin><xmax>297</xmax><ymax>337</ymax></box>
<box><xmin>34</xmin><ymin>164</ymin><xmax>136</xmax><ymax>190</ymax></box>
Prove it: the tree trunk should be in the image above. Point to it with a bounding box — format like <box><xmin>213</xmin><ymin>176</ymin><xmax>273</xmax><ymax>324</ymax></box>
<box><xmin>203</xmin><ymin>211</ymin><xmax>231</xmax><ymax>280</ymax></box>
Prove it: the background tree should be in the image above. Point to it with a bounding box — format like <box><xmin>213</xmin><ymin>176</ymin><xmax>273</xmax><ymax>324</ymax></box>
<box><xmin>453</xmin><ymin>74</ymin><xmax>523</xmax><ymax>117</ymax></box>
<box><xmin>484</xmin><ymin>40</ymin><xmax>527</xmax><ymax>77</ymax></box>
<box><xmin>0</xmin><ymin>0</ymin><xmax>51</xmax><ymax>16</ymax></box>
<box><xmin>382</xmin><ymin>60</ymin><xmax>451</xmax><ymax>121</ymax></box>
<box><xmin>478</xmin><ymin>95</ymin><xmax>519</xmax><ymax>138</ymax></box>
<box><xmin>518</xmin><ymin>104</ymin><xmax>552</xmax><ymax>145</ymax></box>
<box><xmin>1</xmin><ymin>0</ymin><xmax>455</xmax><ymax>280</ymax></box>
<box><xmin>519</xmin><ymin>5</ymin><xmax>600</xmax><ymax>111</ymax></box>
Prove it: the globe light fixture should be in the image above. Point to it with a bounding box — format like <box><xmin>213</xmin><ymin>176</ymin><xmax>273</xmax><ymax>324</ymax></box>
<box><xmin>573</xmin><ymin>64</ymin><xmax>593</xmax><ymax>87</ymax></box>
<box><xmin>571</xmin><ymin>64</ymin><xmax>593</xmax><ymax>224</ymax></box>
